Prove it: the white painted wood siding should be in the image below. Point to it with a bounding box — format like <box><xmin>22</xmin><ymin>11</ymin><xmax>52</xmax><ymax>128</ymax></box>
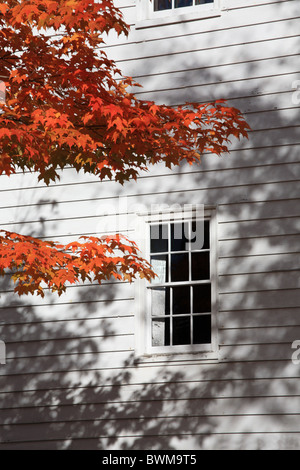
<box><xmin>0</xmin><ymin>0</ymin><xmax>299</xmax><ymax>449</ymax></box>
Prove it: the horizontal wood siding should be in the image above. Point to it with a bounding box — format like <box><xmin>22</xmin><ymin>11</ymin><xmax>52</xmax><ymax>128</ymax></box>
<box><xmin>0</xmin><ymin>0</ymin><xmax>299</xmax><ymax>450</ymax></box>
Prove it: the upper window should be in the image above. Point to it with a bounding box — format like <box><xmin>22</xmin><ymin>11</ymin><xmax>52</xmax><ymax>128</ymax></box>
<box><xmin>135</xmin><ymin>207</ymin><xmax>219</xmax><ymax>361</ymax></box>
<box><xmin>136</xmin><ymin>0</ymin><xmax>221</xmax><ymax>28</ymax></box>
<box><xmin>154</xmin><ymin>0</ymin><xmax>214</xmax><ymax>12</ymax></box>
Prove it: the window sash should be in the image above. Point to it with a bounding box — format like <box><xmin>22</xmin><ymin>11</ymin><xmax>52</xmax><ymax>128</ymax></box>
<box><xmin>148</xmin><ymin>218</ymin><xmax>213</xmax><ymax>351</ymax></box>
<box><xmin>134</xmin><ymin>206</ymin><xmax>218</xmax><ymax>359</ymax></box>
<box><xmin>154</xmin><ymin>0</ymin><xmax>214</xmax><ymax>12</ymax></box>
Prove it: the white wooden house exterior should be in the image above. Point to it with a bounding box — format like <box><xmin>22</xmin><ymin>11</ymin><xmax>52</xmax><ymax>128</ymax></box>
<box><xmin>0</xmin><ymin>0</ymin><xmax>299</xmax><ymax>449</ymax></box>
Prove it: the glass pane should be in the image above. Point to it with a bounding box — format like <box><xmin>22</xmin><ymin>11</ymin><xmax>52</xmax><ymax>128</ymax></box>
<box><xmin>173</xmin><ymin>285</ymin><xmax>190</xmax><ymax>314</ymax></box>
<box><xmin>150</xmin><ymin>224</ymin><xmax>168</xmax><ymax>253</ymax></box>
<box><xmin>193</xmin><ymin>315</ymin><xmax>211</xmax><ymax>344</ymax></box>
<box><xmin>191</xmin><ymin>220</ymin><xmax>209</xmax><ymax>250</ymax></box>
<box><xmin>152</xmin><ymin>318</ymin><xmax>170</xmax><ymax>346</ymax></box>
<box><xmin>189</xmin><ymin>219</ymin><xmax>204</xmax><ymax>250</ymax></box>
<box><xmin>191</xmin><ymin>251</ymin><xmax>210</xmax><ymax>280</ymax></box>
<box><xmin>151</xmin><ymin>288</ymin><xmax>170</xmax><ymax>316</ymax></box>
<box><xmin>175</xmin><ymin>0</ymin><xmax>193</xmax><ymax>7</ymax></box>
<box><xmin>195</xmin><ymin>0</ymin><xmax>213</xmax><ymax>4</ymax></box>
<box><xmin>171</xmin><ymin>253</ymin><xmax>189</xmax><ymax>282</ymax></box>
<box><xmin>151</xmin><ymin>255</ymin><xmax>168</xmax><ymax>284</ymax></box>
<box><xmin>173</xmin><ymin>317</ymin><xmax>191</xmax><ymax>345</ymax></box>
<box><xmin>154</xmin><ymin>0</ymin><xmax>172</xmax><ymax>10</ymax></box>
<box><xmin>171</xmin><ymin>222</ymin><xmax>189</xmax><ymax>252</ymax></box>
<box><xmin>193</xmin><ymin>284</ymin><xmax>211</xmax><ymax>313</ymax></box>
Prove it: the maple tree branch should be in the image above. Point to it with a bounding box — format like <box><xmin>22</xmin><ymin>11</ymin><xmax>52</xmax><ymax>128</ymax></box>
<box><xmin>0</xmin><ymin>0</ymin><xmax>249</xmax><ymax>296</ymax></box>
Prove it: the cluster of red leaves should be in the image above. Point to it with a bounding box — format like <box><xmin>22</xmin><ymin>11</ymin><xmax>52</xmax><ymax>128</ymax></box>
<box><xmin>0</xmin><ymin>230</ymin><xmax>154</xmax><ymax>296</ymax></box>
<box><xmin>0</xmin><ymin>0</ymin><xmax>249</xmax><ymax>184</ymax></box>
<box><xmin>0</xmin><ymin>0</ymin><xmax>249</xmax><ymax>295</ymax></box>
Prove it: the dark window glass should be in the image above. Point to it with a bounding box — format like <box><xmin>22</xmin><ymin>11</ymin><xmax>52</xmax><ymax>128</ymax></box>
<box><xmin>191</xmin><ymin>220</ymin><xmax>209</xmax><ymax>250</ymax></box>
<box><xmin>150</xmin><ymin>224</ymin><xmax>168</xmax><ymax>253</ymax></box>
<box><xmin>193</xmin><ymin>284</ymin><xmax>211</xmax><ymax>313</ymax></box>
<box><xmin>191</xmin><ymin>251</ymin><xmax>210</xmax><ymax>280</ymax></box>
<box><xmin>173</xmin><ymin>317</ymin><xmax>190</xmax><ymax>345</ymax></box>
<box><xmin>175</xmin><ymin>0</ymin><xmax>193</xmax><ymax>8</ymax></box>
<box><xmin>173</xmin><ymin>285</ymin><xmax>190</xmax><ymax>314</ymax></box>
<box><xmin>171</xmin><ymin>222</ymin><xmax>189</xmax><ymax>252</ymax></box>
<box><xmin>193</xmin><ymin>315</ymin><xmax>211</xmax><ymax>344</ymax></box>
<box><xmin>154</xmin><ymin>0</ymin><xmax>172</xmax><ymax>10</ymax></box>
<box><xmin>155</xmin><ymin>0</ymin><xmax>213</xmax><ymax>11</ymax></box>
<box><xmin>171</xmin><ymin>253</ymin><xmax>189</xmax><ymax>282</ymax></box>
<box><xmin>189</xmin><ymin>220</ymin><xmax>204</xmax><ymax>251</ymax></box>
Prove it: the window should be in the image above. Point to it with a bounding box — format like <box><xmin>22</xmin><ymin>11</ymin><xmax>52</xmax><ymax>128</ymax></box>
<box><xmin>136</xmin><ymin>0</ymin><xmax>221</xmax><ymax>28</ymax></box>
<box><xmin>154</xmin><ymin>0</ymin><xmax>214</xmax><ymax>12</ymax></box>
<box><xmin>135</xmin><ymin>207</ymin><xmax>218</xmax><ymax>361</ymax></box>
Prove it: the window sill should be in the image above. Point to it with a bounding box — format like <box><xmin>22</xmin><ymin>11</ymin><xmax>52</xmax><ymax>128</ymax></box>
<box><xmin>134</xmin><ymin>348</ymin><xmax>219</xmax><ymax>365</ymax></box>
<box><xmin>135</xmin><ymin>8</ymin><xmax>222</xmax><ymax>30</ymax></box>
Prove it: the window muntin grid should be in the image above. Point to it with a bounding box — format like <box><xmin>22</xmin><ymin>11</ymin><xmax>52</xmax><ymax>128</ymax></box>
<box><xmin>149</xmin><ymin>220</ymin><xmax>211</xmax><ymax>348</ymax></box>
<box><xmin>154</xmin><ymin>0</ymin><xmax>214</xmax><ymax>11</ymax></box>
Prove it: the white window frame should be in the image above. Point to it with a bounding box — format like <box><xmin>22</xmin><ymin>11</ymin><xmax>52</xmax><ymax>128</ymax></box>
<box><xmin>135</xmin><ymin>206</ymin><xmax>219</xmax><ymax>363</ymax></box>
<box><xmin>136</xmin><ymin>0</ymin><xmax>222</xmax><ymax>29</ymax></box>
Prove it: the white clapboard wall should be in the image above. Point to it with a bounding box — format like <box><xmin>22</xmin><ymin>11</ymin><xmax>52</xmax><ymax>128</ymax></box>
<box><xmin>0</xmin><ymin>0</ymin><xmax>299</xmax><ymax>449</ymax></box>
